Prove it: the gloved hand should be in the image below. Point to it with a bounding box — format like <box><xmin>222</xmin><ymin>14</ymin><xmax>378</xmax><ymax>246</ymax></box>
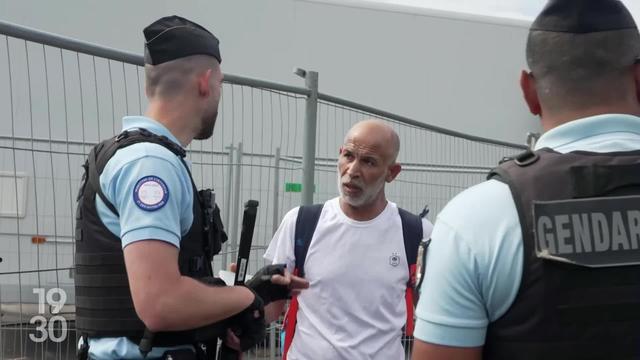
<box><xmin>227</xmin><ymin>288</ymin><xmax>266</xmax><ymax>351</ymax></box>
<box><xmin>245</xmin><ymin>264</ymin><xmax>290</xmax><ymax>305</ymax></box>
<box><xmin>198</xmin><ymin>276</ymin><xmax>227</xmax><ymax>287</ymax></box>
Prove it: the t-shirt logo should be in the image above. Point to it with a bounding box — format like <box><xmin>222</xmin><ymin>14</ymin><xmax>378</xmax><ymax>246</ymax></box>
<box><xmin>389</xmin><ymin>252</ymin><xmax>400</xmax><ymax>267</ymax></box>
<box><xmin>133</xmin><ymin>176</ymin><xmax>169</xmax><ymax>211</ymax></box>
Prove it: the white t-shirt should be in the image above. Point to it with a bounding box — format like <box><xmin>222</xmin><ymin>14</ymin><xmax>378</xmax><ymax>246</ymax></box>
<box><xmin>265</xmin><ymin>197</ymin><xmax>433</xmax><ymax>360</ymax></box>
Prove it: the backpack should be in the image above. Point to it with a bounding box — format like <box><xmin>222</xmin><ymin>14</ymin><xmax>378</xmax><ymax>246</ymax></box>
<box><xmin>282</xmin><ymin>204</ymin><xmax>424</xmax><ymax>359</ymax></box>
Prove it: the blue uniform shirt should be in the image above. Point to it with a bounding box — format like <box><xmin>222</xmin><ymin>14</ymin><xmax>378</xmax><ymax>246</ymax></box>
<box><xmin>88</xmin><ymin>116</ymin><xmax>194</xmax><ymax>359</ymax></box>
<box><xmin>414</xmin><ymin>114</ymin><xmax>640</xmax><ymax>347</ymax></box>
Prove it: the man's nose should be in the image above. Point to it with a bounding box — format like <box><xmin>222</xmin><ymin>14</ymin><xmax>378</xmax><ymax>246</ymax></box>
<box><xmin>346</xmin><ymin>161</ymin><xmax>361</xmax><ymax>177</ymax></box>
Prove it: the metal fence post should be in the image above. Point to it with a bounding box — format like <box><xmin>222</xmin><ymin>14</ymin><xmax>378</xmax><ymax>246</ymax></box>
<box><xmin>269</xmin><ymin>147</ymin><xmax>281</xmax><ymax>360</ymax></box>
<box><xmin>296</xmin><ymin>68</ymin><xmax>319</xmax><ymax>206</ymax></box>
<box><xmin>222</xmin><ymin>144</ymin><xmax>235</xmax><ymax>270</ymax></box>
<box><xmin>272</xmin><ymin>147</ymin><xmax>281</xmax><ymax>234</ymax></box>
<box><xmin>229</xmin><ymin>142</ymin><xmax>243</xmax><ymax>255</ymax></box>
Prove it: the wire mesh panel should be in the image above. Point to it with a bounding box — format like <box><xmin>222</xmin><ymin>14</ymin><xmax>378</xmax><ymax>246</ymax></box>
<box><xmin>204</xmin><ymin>84</ymin><xmax>308</xmax><ymax>277</ymax></box>
<box><xmin>0</xmin><ymin>21</ymin><xmax>526</xmax><ymax>360</ymax></box>
<box><xmin>0</xmin><ymin>29</ymin><xmax>309</xmax><ymax>359</ymax></box>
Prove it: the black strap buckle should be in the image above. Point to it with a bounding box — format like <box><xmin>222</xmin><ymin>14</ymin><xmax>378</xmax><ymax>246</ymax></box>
<box><xmin>514</xmin><ymin>150</ymin><xmax>539</xmax><ymax>167</ymax></box>
<box><xmin>115</xmin><ymin>130</ymin><xmax>130</xmax><ymax>142</ymax></box>
<box><xmin>77</xmin><ymin>334</ymin><xmax>89</xmax><ymax>360</ymax></box>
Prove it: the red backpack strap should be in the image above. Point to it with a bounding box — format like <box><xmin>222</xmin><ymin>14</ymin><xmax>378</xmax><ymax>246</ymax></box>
<box><xmin>282</xmin><ymin>271</ymin><xmax>300</xmax><ymax>359</ymax></box>
<box><xmin>398</xmin><ymin>208</ymin><xmax>423</xmax><ymax>336</ymax></box>
<box><xmin>404</xmin><ymin>264</ymin><xmax>417</xmax><ymax>336</ymax></box>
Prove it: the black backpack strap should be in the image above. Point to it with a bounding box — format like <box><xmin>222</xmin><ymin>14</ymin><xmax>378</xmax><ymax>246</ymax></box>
<box><xmin>398</xmin><ymin>207</ymin><xmax>423</xmax><ymax>272</ymax></box>
<box><xmin>293</xmin><ymin>204</ymin><xmax>324</xmax><ymax>278</ymax></box>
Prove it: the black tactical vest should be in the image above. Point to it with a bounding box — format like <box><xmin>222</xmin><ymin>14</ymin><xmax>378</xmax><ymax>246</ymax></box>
<box><xmin>74</xmin><ymin>129</ymin><xmax>227</xmax><ymax>347</ymax></box>
<box><xmin>484</xmin><ymin>148</ymin><xmax>640</xmax><ymax>360</ymax></box>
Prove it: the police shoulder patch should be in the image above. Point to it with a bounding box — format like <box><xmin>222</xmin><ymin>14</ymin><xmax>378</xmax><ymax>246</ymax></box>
<box><xmin>133</xmin><ymin>176</ymin><xmax>169</xmax><ymax>211</ymax></box>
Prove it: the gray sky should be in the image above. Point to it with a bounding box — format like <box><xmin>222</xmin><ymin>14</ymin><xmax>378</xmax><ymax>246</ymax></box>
<box><xmin>366</xmin><ymin>0</ymin><xmax>640</xmax><ymax>22</ymax></box>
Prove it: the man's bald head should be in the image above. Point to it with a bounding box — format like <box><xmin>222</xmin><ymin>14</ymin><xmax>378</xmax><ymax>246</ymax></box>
<box><xmin>343</xmin><ymin>120</ymin><xmax>400</xmax><ymax>165</ymax></box>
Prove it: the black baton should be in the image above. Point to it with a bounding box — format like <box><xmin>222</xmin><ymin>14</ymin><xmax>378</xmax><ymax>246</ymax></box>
<box><xmin>218</xmin><ymin>200</ymin><xmax>259</xmax><ymax>360</ymax></box>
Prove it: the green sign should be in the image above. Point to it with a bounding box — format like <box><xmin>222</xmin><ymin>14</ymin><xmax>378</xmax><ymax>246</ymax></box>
<box><xmin>285</xmin><ymin>183</ymin><xmax>302</xmax><ymax>193</ymax></box>
<box><xmin>285</xmin><ymin>183</ymin><xmax>316</xmax><ymax>193</ymax></box>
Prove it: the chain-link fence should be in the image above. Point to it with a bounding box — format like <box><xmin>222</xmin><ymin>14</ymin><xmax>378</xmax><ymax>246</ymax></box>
<box><xmin>0</xmin><ymin>20</ymin><xmax>526</xmax><ymax>359</ymax></box>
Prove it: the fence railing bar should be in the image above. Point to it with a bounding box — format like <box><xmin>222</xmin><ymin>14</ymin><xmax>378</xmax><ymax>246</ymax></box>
<box><xmin>317</xmin><ymin>93</ymin><xmax>527</xmax><ymax>149</ymax></box>
<box><xmin>0</xmin><ymin>20</ymin><xmax>143</xmax><ymax>65</ymax></box>
<box><xmin>0</xmin><ymin>142</ymin><xmax>493</xmax><ymax>173</ymax></box>
<box><xmin>224</xmin><ymin>74</ymin><xmax>310</xmax><ymax>96</ymax></box>
<box><xmin>1</xmin><ymin>19</ymin><xmax>527</xmax><ymax>152</ymax></box>
<box><xmin>0</xmin><ymin>20</ymin><xmax>311</xmax><ymax>97</ymax></box>
<box><xmin>0</xmin><ymin>268</ymin><xmax>75</xmax><ymax>276</ymax></box>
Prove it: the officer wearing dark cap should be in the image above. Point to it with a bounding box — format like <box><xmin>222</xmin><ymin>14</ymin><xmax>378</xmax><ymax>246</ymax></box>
<box><xmin>412</xmin><ymin>1</ymin><xmax>640</xmax><ymax>359</ymax></box>
<box><xmin>74</xmin><ymin>15</ymin><xmax>308</xmax><ymax>359</ymax></box>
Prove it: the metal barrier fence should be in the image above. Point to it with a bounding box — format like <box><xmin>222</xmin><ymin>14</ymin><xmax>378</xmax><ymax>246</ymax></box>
<box><xmin>0</xmin><ymin>20</ymin><xmax>526</xmax><ymax>359</ymax></box>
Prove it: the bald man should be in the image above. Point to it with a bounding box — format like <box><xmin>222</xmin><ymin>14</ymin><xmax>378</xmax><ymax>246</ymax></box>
<box><xmin>264</xmin><ymin>120</ymin><xmax>434</xmax><ymax>360</ymax></box>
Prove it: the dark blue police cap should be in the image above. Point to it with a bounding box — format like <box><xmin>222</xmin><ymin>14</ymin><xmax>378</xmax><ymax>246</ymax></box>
<box><xmin>531</xmin><ymin>0</ymin><xmax>637</xmax><ymax>33</ymax></box>
<box><xmin>144</xmin><ymin>15</ymin><xmax>221</xmax><ymax>65</ymax></box>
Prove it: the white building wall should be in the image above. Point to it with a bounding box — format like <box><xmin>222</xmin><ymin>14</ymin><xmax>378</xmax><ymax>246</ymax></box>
<box><xmin>0</xmin><ymin>0</ymin><xmax>540</xmax><ymax>143</ymax></box>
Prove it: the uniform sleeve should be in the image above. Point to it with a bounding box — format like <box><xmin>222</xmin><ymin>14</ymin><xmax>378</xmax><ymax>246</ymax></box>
<box><xmin>413</xmin><ymin>219</ymin><xmax>488</xmax><ymax>346</ymax></box>
<box><xmin>263</xmin><ymin>207</ymin><xmax>300</xmax><ymax>272</ymax></box>
<box><xmin>106</xmin><ymin>154</ymin><xmax>192</xmax><ymax>249</ymax></box>
<box><xmin>413</xmin><ymin>180</ymin><xmax>523</xmax><ymax>347</ymax></box>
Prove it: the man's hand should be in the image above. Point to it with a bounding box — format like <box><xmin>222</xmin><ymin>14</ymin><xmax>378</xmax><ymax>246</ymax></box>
<box><xmin>246</xmin><ymin>264</ymin><xmax>308</xmax><ymax>305</ymax></box>
<box><xmin>228</xmin><ymin>263</ymin><xmax>309</xmax><ymax>304</ymax></box>
<box><xmin>265</xmin><ymin>264</ymin><xmax>309</xmax><ymax>297</ymax></box>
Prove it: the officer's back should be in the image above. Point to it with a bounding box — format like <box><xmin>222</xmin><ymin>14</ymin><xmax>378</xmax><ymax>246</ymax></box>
<box><xmin>412</xmin><ymin>1</ymin><xmax>640</xmax><ymax>359</ymax></box>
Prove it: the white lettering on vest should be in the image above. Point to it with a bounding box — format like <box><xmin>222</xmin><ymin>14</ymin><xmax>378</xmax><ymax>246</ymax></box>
<box><xmin>629</xmin><ymin>210</ymin><xmax>640</xmax><ymax>250</ymax></box>
<box><xmin>572</xmin><ymin>213</ymin><xmax>592</xmax><ymax>253</ymax></box>
<box><xmin>591</xmin><ymin>213</ymin><xmax>610</xmax><ymax>252</ymax></box>
<box><xmin>555</xmin><ymin>215</ymin><xmax>572</xmax><ymax>254</ymax></box>
<box><xmin>611</xmin><ymin>211</ymin><xmax>631</xmax><ymax>251</ymax></box>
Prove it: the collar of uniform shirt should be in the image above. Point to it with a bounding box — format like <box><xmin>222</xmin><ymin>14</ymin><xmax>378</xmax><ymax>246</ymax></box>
<box><xmin>534</xmin><ymin>114</ymin><xmax>640</xmax><ymax>151</ymax></box>
<box><xmin>121</xmin><ymin>115</ymin><xmax>184</xmax><ymax>148</ymax></box>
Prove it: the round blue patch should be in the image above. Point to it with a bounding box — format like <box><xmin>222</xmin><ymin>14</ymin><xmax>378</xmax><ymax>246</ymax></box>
<box><xmin>133</xmin><ymin>176</ymin><xmax>169</xmax><ymax>211</ymax></box>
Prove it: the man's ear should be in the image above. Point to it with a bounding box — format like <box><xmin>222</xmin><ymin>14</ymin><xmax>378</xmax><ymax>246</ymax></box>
<box><xmin>386</xmin><ymin>163</ymin><xmax>401</xmax><ymax>183</ymax></box>
<box><xmin>520</xmin><ymin>70</ymin><xmax>541</xmax><ymax>116</ymax></box>
<box><xmin>198</xmin><ymin>69</ymin><xmax>213</xmax><ymax>97</ymax></box>
<box><xmin>633</xmin><ymin>63</ymin><xmax>640</xmax><ymax>104</ymax></box>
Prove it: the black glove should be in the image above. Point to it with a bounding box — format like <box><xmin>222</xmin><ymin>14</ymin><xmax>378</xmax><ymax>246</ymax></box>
<box><xmin>227</xmin><ymin>289</ymin><xmax>266</xmax><ymax>351</ymax></box>
<box><xmin>245</xmin><ymin>264</ymin><xmax>290</xmax><ymax>305</ymax></box>
<box><xmin>197</xmin><ymin>276</ymin><xmax>227</xmax><ymax>287</ymax></box>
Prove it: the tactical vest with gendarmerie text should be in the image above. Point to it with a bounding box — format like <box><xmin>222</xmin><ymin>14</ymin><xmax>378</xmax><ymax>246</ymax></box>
<box><xmin>484</xmin><ymin>148</ymin><xmax>640</xmax><ymax>360</ymax></box>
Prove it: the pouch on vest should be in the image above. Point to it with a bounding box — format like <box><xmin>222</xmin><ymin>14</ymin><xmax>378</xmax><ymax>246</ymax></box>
<box><xmin>199</xmin><ymin>189</ymin><xmax>228</xmax><ymax>260</ymax></box>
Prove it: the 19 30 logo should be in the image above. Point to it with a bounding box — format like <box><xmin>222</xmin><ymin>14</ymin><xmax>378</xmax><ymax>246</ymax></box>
<box><xmin>29</xmin><ymin>288</ymin><xmax>68</xmax><ymax>343</ymax></box>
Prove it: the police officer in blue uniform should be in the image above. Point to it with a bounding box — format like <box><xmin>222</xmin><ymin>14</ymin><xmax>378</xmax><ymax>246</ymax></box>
<box><xmin>74</xmin><ymin>16</ymin><xmax>307</xmax><ymax>359</ymax></box>
<box><xmin>412</xmin><ymin>1</ymin><xmax>640</xmax><ymax>359</ymax></box>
